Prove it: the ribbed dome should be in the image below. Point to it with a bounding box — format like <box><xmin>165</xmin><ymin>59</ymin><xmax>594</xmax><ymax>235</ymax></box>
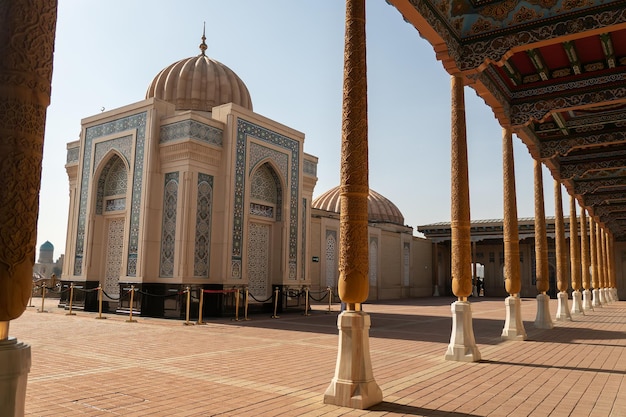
<box><xmin>146</xmin><ymin>36</ymin><xmax>252</xmax><ymax>112</ymax></box>
<box><xmin>40</xmin><ymin>241</ymin><xmax>54</xmax><ymax>251</ymax></box>
<box><xmin>312</xmin><ymin>186</ymin><xmax>405</xmax><ymax>225</ymax></box>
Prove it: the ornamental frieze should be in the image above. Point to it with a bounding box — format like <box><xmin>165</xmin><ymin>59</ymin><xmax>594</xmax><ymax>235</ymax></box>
<box><xmin>574</xmin><ymin>177</ymin><xmax>626</xmax><ymax>194</ymax></box>
<box><xmin>539</xmin><ymin>132</ymin><xmax>626</xmax><ymax>159</ymax></box>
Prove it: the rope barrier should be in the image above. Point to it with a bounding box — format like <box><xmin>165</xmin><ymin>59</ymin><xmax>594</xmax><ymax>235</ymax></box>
<box><xmin>73</xmin><ymin>286</ymin><xmax>100</xmax><ymax>293</ymax></box>
<box><xmin>137</xmin><ymin>290</ymin><xmax>182</xmax><ymax>298</ymax></box>
<box><xmin>101</xmin><ymin>289</ymin><xmax>121</xmax><ymax>301</ymax></box>
<box><xmin>308</xmin><ymin>290</ymin><xmax>329</xmax><ymax>303</ymax></box>
<box><xmin>247</xmin><ymin>292</ymin><xmax>273</xmax><ymax>303</ymax></box>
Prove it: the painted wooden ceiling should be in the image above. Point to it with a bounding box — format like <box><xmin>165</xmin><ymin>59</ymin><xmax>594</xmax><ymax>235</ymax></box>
<box><xmin>388</xmin><ymin>0</ymin><xmax>626</xmax><ymax>239</ymax></box>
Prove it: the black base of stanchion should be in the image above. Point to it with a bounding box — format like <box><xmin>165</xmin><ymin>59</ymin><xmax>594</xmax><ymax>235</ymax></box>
<box><xmin>271</xmin><ymin>315</ymin><xmax>280</xmax><ymax>319</ymax></box>
<box><xmin>183</xmin><ymin>322</ymin><xmax>195</xmax><ymax>326</ymax></box>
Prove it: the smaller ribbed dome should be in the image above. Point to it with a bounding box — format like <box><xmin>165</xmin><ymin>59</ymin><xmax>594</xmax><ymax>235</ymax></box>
<box><xmin>146</xmin><ymin>33</ymin><xmax>252</xmax><ymax>112</ymax></box>
<box><xmin>312</xmin><ymin>186</ymin><xmax>405</xmax><ymax>225</ymax></box>
<box><xmin>40</xmin><ymin>241</ymin><xmax>54</xmax><ymax>251</ymax></box>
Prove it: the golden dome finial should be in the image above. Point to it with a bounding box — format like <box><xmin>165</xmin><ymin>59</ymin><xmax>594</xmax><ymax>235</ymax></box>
<box><xmin>199</xmin><ymin>22</ymin><xmax>207</xmax><ymax>56</ymax></box>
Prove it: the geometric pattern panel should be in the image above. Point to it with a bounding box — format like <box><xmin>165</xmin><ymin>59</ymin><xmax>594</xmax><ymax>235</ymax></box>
<box><xmin>369</xmin><ymin>238</ymin><xmax>378</xmax><ymax>286</ymax></box>
<box><xmin>301</xmin><ymin>198</ymin><xmax>306</xmax><ymax>281</ymax></box>
<box><xmin>94</xmin><ymin>135</ymin><xmax>132</xmax><ymax>169</ymax></box>
<box><xmin>249</xmin><ymin>142</ymin><xmax>288</xmax><ymax>179</ymax></box>
<box><xmin>74</xmin><ymin>112</ymin><xmax>146</xmax><ymax>276</ymax></box>
<box><xmin>160</xmin><ymin>120</ymin><xmax>223</xmax><ymax>146</ymax></box>
<box><xmin>250</xmin><ymin>163</ymin><xmax>279</xmax><ymax>204</ymax></box>
<box><xmin>403</xmin><ymin>242</ymin><xmax>410</xmax><ymax>287</ymax></box>
<box><xmin>233</xmin><ymin>119</ymin><xmax>299</xmax><ymax>279</ymax></box>
<box><xmin>194</xmin><ymin>173</ymin><xmax>213</xmax><ymax>277</ymax></box>
<box><xmin>325</xmin><ymin>230</ymin><xmax>337</xmax><ymax>289</ymax></box>
<box><xmin>104</xmin><ymin>217</ymin><xmax>125</xmax><ymax>297</ymax></box>
<box><xmin>160</xmin><ymin>172</ymin><xmax>179</xmax><ymax>278</ymax></box>
<box><xmin>95</xmin><ymin>155</ymin><xmax>128</xmax><ymax>215</ymax></box>
<box><xmin>247</xmin><ymin>222</ymin><xmax>270</xmax><ymax>300</ymax></box>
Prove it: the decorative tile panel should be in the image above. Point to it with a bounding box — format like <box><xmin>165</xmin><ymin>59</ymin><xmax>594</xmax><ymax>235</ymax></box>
<box><xmin>369</xmin><ymin>238</ymin><xmax>378</xmax><ymax>286</ymax></box>
<box><xmin>249</xmin><ymin>143</ymin><xmax>288</xmax><ymax>179</ymax></box>
<box><xmin>301</xmin><ymin>198</ymin><xmax>306</xmax><ymax>280</ymax></box>
<box><xmin>160</xmin><ymin>120</ymin><xmax>223</xmax><ymax>146</ymax></box>
<box><xmin>104</xmin><ymin>218</ymin><xmax>125</xmax><ymax>297</ymax></box>
<box><xmin>67</xmin><ymin>147</ymin><xmax>79</xmax><ymax>164</ymax></box>
<box><xmin>194</xmin><ymin>174</ymin><xmax>213</xmax><ymax>277</ymax></box>
<box><xmin>94</xmin><ymin>135</ymin><xmax>132</xmax><ymax>169</ymax></box>
<box><xmin>233</xmin><ymin>119</ymin><xmax>299</xmax><ymax>279</ymax></box>
<box><xmin>304</xmin><ymin>159</ymin><xmax>317</xmax><ymax>176</ymax></box>
<box><xmin>248</xmin><ymin>222</ymin><xmax>270</xmax><ymax>299</ymax></box>
<box><xmin>160</xmin><ymin>172</ymin><xmax>179</xmax><ymax>277</ymax></box>
<box><xmin>74</xmin><ymin>112</ymin><xmax>146</xmax><ymax>276</ymax></box>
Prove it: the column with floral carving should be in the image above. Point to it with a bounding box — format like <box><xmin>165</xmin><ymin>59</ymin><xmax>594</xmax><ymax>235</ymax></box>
<box><xmin>580</xmin><ymin>208</ymin><xmax>593</xmax><ymax>311</ymax></box>
<box><xmin>533</xmin><ymin>159</ymin><xmax>552</xmax><ymax>328</ymax></box>
<box><xmin>0</xmin><ymin>1</ymin><xmax>57</xmax><ymax>415</ymax></box>
<box><xmin>324</xmin><ymin>0</ymin><xmax>382</xmax><ymax>408</ymax></box>
<box><xmin>569</xmin><ymin>197</ymin><xmax>583</xmax><ymax>314</ymax></box>
<box><xmin>554</xmin><ymin>182</ymin><xmax>571</xmax><ymax>321</ymax></box>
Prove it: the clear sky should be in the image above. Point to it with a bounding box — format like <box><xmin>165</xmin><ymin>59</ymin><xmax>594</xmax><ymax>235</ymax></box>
<box><xmin>38</xmin><ymin>0</ymin><xmax>564</xmax><ymax>259</ymax></box>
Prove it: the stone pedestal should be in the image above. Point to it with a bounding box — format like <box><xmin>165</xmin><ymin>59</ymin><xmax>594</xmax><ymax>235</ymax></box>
<box><xmin>534</xmin><ymin>294</ymin><xmax>553</xmax><ymax>329</ymax></box>
<box><xmin>570</xmin><ymin>290</ymin><xmax>584</xmax><ymax>315</ymax></box>
<box><xmin>502</xmin><ymin>295</ymin><xmax>527</xmax><ymax>340</ymax></box>
<box><xmin>445</xmin><ymin>301</ymin><xmax>481</xmax><ymax>362</ymax></box>
<box><xmin>592</xmin><ymin>289</ymin><xmax>602</xmax><ymax>308</ymax></box>
<box><xmin>555</xmin><ymin>292</ymin><xmax>572</xmax><ymax>321</ymax></box>
<box><xmin>0</xmin><ymin>338</ymin><xmax>31</xmax><ymax>417</ymax></box>
<box><xmin>582</xmin><ymin>290</ymin><xmax>593</xmax><ymax>312</ymax></box>
<box><xmin>324</xmin><ymin>311</ymin><xmax>382</xmax><ymax>409</ymax></box>
<box><xmin>599</xmin><ymin>288</ymin><xmax>607</xmax><ymax>305</ymax></box>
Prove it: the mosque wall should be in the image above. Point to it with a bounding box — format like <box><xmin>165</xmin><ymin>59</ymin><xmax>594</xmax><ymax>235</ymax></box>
<box><xmin>410</xmin><ymin>237</ymin><xmax>433</xmax><ymax>297</ymax></box>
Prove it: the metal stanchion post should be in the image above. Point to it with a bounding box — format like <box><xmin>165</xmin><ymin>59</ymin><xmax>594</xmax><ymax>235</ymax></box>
<box><xmin>66</xmin><ymin>283</ymin><xmax>76</xmax><ymax>316</ymax></box>
<box><xmin>126</xmin><ymin>285</ymin><xmax>137</xmax><ymax>323</ymax></box>
<box><xmin>244</xmin><ymin>288</ymin><xmax>250</xmax><ymax>321</ymax></box>
<box><xmin>271</xmin><ymin>287</ymin><xmax>280</xmax><ymax>319</ymax></box>
<box><xmin>95</xmin><ymin>283</ymin><xmax>106</xmax><ymax>320</ymax></box>
<box><xmin>326</xmin><ymin>287</ymin><xmax>332</xmax><ymax>313</ymax></box>
<box><xmin>38</xmin><ymin>285</ymin><xmax>48</xmax><ymax>313</ymax></box>
<box><xmin>197</xmin><ymin>288</ymin><xmax>205</xmax><ymax>325</ymax></box>
<box><xmin>304</xmin><ymin>287</ymin><xmax>310</xmax><ymax>316</ymax></box>
<box><xmin>234</xmin><ymin>288</ymin><xmax>240</xmax><ymax>321</ymax></box>
<box><xmin>184</xmin><ymin>286</ymin><xmax>193</xmax><ymax>326</ymax></box>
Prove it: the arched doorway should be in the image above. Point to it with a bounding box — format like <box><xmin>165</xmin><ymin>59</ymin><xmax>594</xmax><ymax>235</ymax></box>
<box><xmin>95</xmin><ymin>154</ymin><xmax>129</xmax><ymax>299</ymax></box>
<box><xmin>247</xmin><ymin>163</ymin><xmax>283</xmax><ymax>301</ymax></box>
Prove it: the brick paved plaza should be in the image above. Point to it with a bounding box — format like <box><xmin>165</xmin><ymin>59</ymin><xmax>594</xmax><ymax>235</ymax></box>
<box><xmin>11</xmin><ymin>296</ymin><xmax>626</xmax><ymax>416</ymax></box>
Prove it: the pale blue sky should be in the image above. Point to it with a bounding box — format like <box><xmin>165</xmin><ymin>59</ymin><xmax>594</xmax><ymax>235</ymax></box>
<box><xmin>38</xmin><ymin>0</ymin><xmax>562</xmax><ymax>257</ymax></box>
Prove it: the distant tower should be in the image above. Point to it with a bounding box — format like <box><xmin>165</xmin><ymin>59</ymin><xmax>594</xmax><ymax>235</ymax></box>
<box><xmin>38</xmin><ymin>241</ymin><xmax>54</xmax><ymax>264</ymax></box>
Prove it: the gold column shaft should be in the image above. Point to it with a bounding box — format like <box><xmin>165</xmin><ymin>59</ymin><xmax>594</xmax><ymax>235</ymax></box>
<box><xmin>450</xmin><ymin>75</ymin><xmax>472</xmax><ymax>299</ymax></box>
<box><xmin>0</xmin><ymin>0</ymin><xmax>58</xmax><ymax>322</ymax></box>
<box><xmin>554</xmin><ymin>182</ymin><xmax>569</xmax><ymax>293</ymax></box>
<box><xmin>502</xmin><ymin>126</ymin><xmax>520</xmax><ymax>295</ymax></box>
<box><xmin>602</xmin><ymin>229</ymin><xmax>609</xmax><ymax>289</ymax></box>
<box><xmin>569</xmin><ymin>197</ymin><xmax>581</xmax><ymax>291</ymax></box>
<box><xmin>533</xmin><ymin>160</ymin><xmax>549</xmax><ymax>294</ymax></box>
<box><xmin>580</xmin><ymin>208</ymin><xmax>591</xmax><ymax>291</ymax></box>
<box><xmin>597</xmin><ymin>228</ymin><xmax>601</xmax><ymax>288</ymax></box>
<box><xmin>608</xmin><ymin>234</ymin><xmax>615</xmax><ymax>289</ymax></box>
<box><xmin>338</xmin><ymin>0</ymin><xmax>369</xmax><ymax>305</ymax></box>
<box><xmin>590</xmin><ymin>217</ymin><xmax>599</xmax><ymax>290</ymax></box>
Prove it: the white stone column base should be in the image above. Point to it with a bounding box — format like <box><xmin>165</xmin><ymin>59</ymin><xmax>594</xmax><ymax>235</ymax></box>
<box><xmin>599</xmin><ymin>288</ymin><xmax>608</xmax><ymax>305</ymax></box>
<box><xmin>582</xmin><ymin>290</ymin><xmax>594</xmax><ymax>312</ymax></box>
<box><xmin>0</xmin><ymin>338</ymin><xmax>31</xmax><ymax>417</ymax></box>
<box><xmin>592</xmin><ymin>289</ymin><xmax>602</xmax><ymax>308</ymax></box>
<box><xmin>445</xmin><ymin>301</ymin><xmax>481</xmax><ymax>362</ymax></box>
<box><xmin>502</xmin><ymin>295</ymin><xmax>527</xmax><ymax>340</ymax></box>
<box><xmin>534</xmin><ymin>294</ymin><xmax>553</xmax><ymax>329</ymax></box>
<box><xmin>570</xmin><ymin>290</ymin><xmax>584</xmax><ymax>315</ymax></box>
<box><xmin>606</xmin><ymin>288</ymin><xmax>615</xmax><ymax>303</ymax></box>
<box><xmin>555</xmin><ymin>292</ymin><xmax>572</xmax><ymax>321</ymax></box>
<box><xmin>324</xmin><ymin>311</ymin><xmax>382</xmax><ymax>409</ymax></box>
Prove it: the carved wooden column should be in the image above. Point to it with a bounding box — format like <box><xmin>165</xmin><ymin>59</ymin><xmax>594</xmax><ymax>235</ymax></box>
<box><xmin>569</xmin><ymin>197</ymin><xmax>583</xmax><ymax>314</ymax></box>
<box><xmin>0</xmin><ymin>1</ymin><xmax>57</xmax><ymax>415</ymax></box>
<box><xmin>554</xmin><ymin>182</ymin><xmax>572</xmax><ymax>321</ymax></box>
<box><xmin>590</xmin><ymin>217</ymin><xmax>601</xmax><ymax>308</ymax></box>
<box><xmin>444</xmin><ymin>74</ymin><xmax>480</xmax><ymax>362</ymax></box>
<box><xmin>609</xmin><ymin>235</ymin><xmax>619</xmax><ymax>301</ymax></box>
<box><xmin>597</xmin><ymin>224</ymin><xmax>608</xmax><ymax>305</ymax></box>
<box><xmin>501</xmin><ymin>125</ymin><xmax>526</xmax><ymax>340</ymax></box>
<box><xmin>533</xmin><ymin>160</ymin><xmax>552</xmax><ymax>329</ymax></box>
<box><xmin>580</xmin><ymin>208</ymin><xmax>593</xmax><ymax>311</ymax></box>
<box><xmin>324</xmin><ymin>0</ymin><xmax>382</xmax><ymax>408</ymax></box>
<box><xmin>602</xmin><ymin>229</ymin><xmax>612</xmax><ymax>304</ymax></box>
